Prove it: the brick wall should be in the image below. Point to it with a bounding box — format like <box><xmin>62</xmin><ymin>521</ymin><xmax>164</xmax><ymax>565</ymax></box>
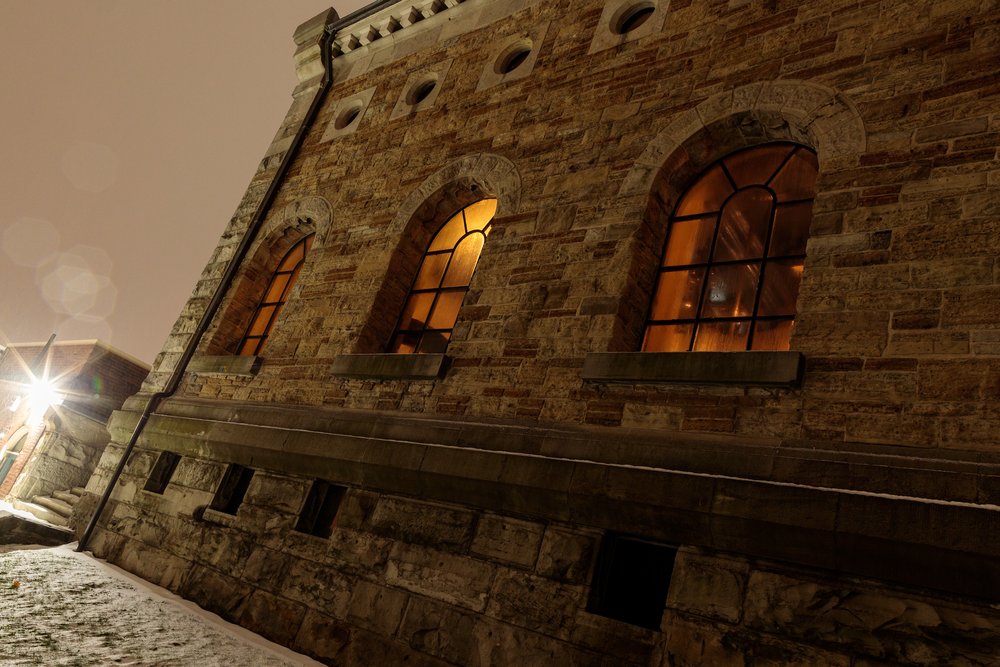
<box><xmin>129</xmin><ymin>0</ymin><xmax>1000</xmax><ymax>453</ymax></box>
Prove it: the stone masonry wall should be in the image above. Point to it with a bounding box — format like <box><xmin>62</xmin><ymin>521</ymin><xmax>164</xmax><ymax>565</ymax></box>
<box><xmin>75</xmin><ymin>444</ymin><xmax>1000</xmax><ymax>666</ymax></box>
<box><xmin>82</xmin><ymin>0</ymin><xmax>1000</xmax><ymax>664</ymax></box>
<box><xmin>128</xmin><ymin>0</ymin><xmax>1000</xmax><ymax>454</ymax></box>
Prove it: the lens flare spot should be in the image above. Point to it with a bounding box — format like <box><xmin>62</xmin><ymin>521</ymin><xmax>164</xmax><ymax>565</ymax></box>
<box><xmin>2</xmin><ymin>217</ymin><xmax>60</xmax><ymax>268</ymax></box>
<box><xmin>61</xmin><ymin>141</ymin><xmax>119</xmax><ymax>193</ymax></box>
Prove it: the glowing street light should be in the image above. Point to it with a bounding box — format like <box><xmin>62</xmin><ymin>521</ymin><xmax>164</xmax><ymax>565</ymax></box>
<box><xmin>26</xmin><ymin>376</ymin><xmax>64</xmax><ymax>426</ymax></box>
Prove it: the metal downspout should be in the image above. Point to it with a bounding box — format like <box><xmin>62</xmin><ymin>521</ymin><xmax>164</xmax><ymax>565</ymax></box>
<box><xmin>77</xmin><ymin>15</ymin><xmax>341</xmax><ymax>552</ymax></box>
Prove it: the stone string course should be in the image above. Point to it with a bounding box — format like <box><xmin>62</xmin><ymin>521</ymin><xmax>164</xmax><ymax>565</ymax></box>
<box><xmin>85</xmin><ymin>0</ymin><xmax>1000</xmax><ymax>664</ymax></box>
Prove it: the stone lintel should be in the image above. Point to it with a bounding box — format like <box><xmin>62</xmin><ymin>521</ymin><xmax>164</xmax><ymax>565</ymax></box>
<box><xmin>331</xmin><ymin>353</ymin><xmax>446</xmax><ymax>380</ymax></box>
<box><xmin>582</xmin><ymin>351</ymin><xmax>804</xmax><ymax>387</ymax></box>
<box><xmin>186</xmin><ymin>355</ymin><xmax>260</xmax><ymax>377</ymax></box>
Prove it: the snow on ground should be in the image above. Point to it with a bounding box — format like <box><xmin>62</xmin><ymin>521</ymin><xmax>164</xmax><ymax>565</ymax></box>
<box><xmin>0</xmin><ymin>543</ymin><xmax>322</xmax><ymax>666</ymax></box>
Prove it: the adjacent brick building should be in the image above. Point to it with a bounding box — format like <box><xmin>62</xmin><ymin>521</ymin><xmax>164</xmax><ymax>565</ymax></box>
<box><xmin>73</xmin><ymin>0</ymin><xmax>1000</xmax><ymax>664</ymax></box>
<box><xmin>0</xmin><ymin>340</ymin><xmax>148</xmax><ymax>524</ymax></box>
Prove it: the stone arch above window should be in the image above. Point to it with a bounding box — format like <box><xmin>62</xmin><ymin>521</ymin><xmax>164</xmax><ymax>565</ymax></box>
<box><xmin>354</xmin><ymin>153</ymin><xmax>521</xmax><ymax>354</ymax></box>
<box><xmin>620</xmin><ymin>80</ymin><xmax>865</xmax><ymax>198</ymax></box>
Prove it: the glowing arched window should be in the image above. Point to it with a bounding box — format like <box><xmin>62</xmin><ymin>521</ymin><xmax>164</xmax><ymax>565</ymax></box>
<box><xmin>390</xmin><ymin>199</ymin><xmax>497</xmax><ymax>354</ymax></box>
<box><xmin>643</xmin><ymin>143</ymin><xmax>818</xmax><ymax>352</ymax></box>
<box><xmin>238</xmin><ymin>234</ymin><xmax>314</xmax><ymax>357</ymax></box>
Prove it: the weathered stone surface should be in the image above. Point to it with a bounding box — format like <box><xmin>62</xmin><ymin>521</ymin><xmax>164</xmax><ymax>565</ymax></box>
<box><xmin>385</xmin><ymin>543</ymin><xmax>494</xmax><ymax>612</ymax></box>
<box><xmin>535</xmin><ymin>527</ymin><xmax>598</xmax><ymax>585</ymax></box>
<box><xmin>397</xmin><ymin>596</ymin><xmax>480</xmax><ymax>666</ymax></box>
<box><xmin>470</xmin><ymin>514</ymin><xmax>544</xmax><ymax>568</ymax></box>
<box><xmin>282</xmin><ymin>556</ymin><xmax>353</xmax><ymax>618</ymax></box>
<box><xmin>242</xmin><ymin>473</ymin><xmax>307</xmax><ymax>516</ymax></box>
<box><xmin>346</xmin><ymin>580</ymin><xmax>408</xmax><ymax>637</ymax></box>
<box><xmin>486</xmin><ymin>568</ymin><xmax>584</xmax><ymax>636</ymax></box>
<box><xmin>291</xmin><ymin>610</ymin><xmax>350</xmax><ymax>663</ymax></box>
<box><xmin>238</xmin><ymin>590</ymin><xmax>308</xmax><ymax>646</ymax></box>
<box><xmin>743</xmin><ymin>569</ymin><xmax>1000</xmax><ymax>664</ymax></box>
<box><xmin>667</xmin><ymin>548</ymin><xmax>748</xmax><ymax>623</ymax></box>
<box><xmin>368</xmin><ymin>497</ymin><xmax>475</xmax><ymax>549</ymax></box>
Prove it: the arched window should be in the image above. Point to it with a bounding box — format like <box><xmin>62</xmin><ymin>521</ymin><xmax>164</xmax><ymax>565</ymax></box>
<box><xmin>389</xmin><ymin>199</ymin><xmax>497</xmax><ymax>354</ymax></box>
<box><xmin>0</xmin><ymin>428</ymin><xmax>29</xmax><ymax>486</ymax></box>
<box><xmin>643</xmin><ymin>143</ymin><xmax>818</xmax><ymax>352</ymax></box>
<box><xmin>238</xmin><ymin>234</ymin><xmax>314</xmax><ymax>356</ymax></box>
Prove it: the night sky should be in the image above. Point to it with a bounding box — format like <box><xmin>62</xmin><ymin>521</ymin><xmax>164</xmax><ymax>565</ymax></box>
<box><xmin>0</xmin><ymin>0</ymin><xmax>367</xmax><ymax>363</ymax></box>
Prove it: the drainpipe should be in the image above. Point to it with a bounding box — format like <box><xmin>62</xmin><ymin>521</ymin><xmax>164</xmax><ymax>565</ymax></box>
<box><xmin>78</xmin><ymin>8</ymin><xmax>353</xmax><ymax>551</ymax></box>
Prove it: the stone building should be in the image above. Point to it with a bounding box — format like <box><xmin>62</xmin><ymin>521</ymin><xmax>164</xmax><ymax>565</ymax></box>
<box><xmin>72</xmin><ymin>0</ymin><xmax>1000</xmax><ymax>664</ymax></box>
<box><xmin>0</xmin><ymin>339</ymin><xmax>148</xmax><ymax>525</ymax></box>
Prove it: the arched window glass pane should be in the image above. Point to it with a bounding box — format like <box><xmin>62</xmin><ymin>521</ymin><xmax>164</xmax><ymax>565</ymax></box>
<box><xmin>463</xmin><ymin>199</ymin><xmax>498</xmax><ymax>231</ymax></box>
<box><xmin>390</xmin><ymin>199</ymin><xmax>497</xmax><ymax>354</ymax></box>
<box><xmin>238</xmin><ymin>234</ymin><xmax>314</xmax><ymax>357</ymax></box>
<box><xmin>442</xmin><ymin>234</ymin><xmax>485</xmax><ymax>287</ymax></box>
<box><xmin>674</xmin><ymin>164</ymin><xmax>733</xmax><ymax>217</ymax></box>
<box><xmin>714</xmin><ymin>188</ymin><xmax>773</xmax><ymax>261</ymax></box>
<box><xmin>643</xmin><ymin>143</ymin><xmax>818</xmax><ymax>352</ymax></box>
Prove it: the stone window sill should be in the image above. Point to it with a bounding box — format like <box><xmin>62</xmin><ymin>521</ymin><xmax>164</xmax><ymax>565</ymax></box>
<box><xmin>331</xmin><ymin>353</ymin><xmax>446</xmax><ymax>380</ymax></box>
<box><xmin>581</xmin><ymin>351</ymin><xmax>804</xmax><ymax>387</ymax></box>
<box><xmin>186</xmin><ymin>355</ymin><xmax>261</xmax><ymax>377</ymax></box>
<box><xmin>201</xmin><ymin>507</ymin><xmax>239</xmax><ymax>527</ymax></box>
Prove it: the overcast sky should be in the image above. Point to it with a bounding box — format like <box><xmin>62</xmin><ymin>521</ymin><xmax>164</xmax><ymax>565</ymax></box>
<box><xmin>0</xmin><ymin>0</ymin><xmax>368</xmax><ymax>363</ymax></box>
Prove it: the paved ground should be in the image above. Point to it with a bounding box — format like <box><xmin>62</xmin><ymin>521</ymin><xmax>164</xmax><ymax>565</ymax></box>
<box><xmin>0</xmin><ymin>544</ymin><xmax>320</xmax><ymax>666</ymax></box>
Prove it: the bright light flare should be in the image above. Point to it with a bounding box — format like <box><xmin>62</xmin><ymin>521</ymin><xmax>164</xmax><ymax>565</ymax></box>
<box><xmin>26</xmin><ymin>377</ymin><xmax>64</xmax><ymax>426</ymax></box>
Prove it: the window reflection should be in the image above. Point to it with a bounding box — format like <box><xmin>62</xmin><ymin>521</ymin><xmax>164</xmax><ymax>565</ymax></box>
<box><xmin>389</xmin><ymin>199</ymin><xmax>497</xmax><ymax>354</ymax></box>
<box><xmin>238</xmin><ymin>234</ymin><xmax>313</xmax><ymax>357</ymax></box>
<box><xmin>642</xmin><ymin>143</ymin><xmax>818</xmax><ymax>352</ymax></box>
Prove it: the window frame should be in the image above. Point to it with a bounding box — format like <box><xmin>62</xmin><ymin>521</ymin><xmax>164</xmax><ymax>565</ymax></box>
<box><xmin>641</xmin><ymin>142</ymin><xmax>818</xmax><ymax>353</ymax></box>
<box><xmin>210</xmin><ymin>463</ymin><xmax>255</xmax><ymax>515</ymax></box>
<box><xmin>144</xmin><ymin>451</ymin><xmax>182</xmax><ymax>494</ymax></box>
<box><xmin>237</xmin><ymin>233</ymin><xmax>315</xmax><ymax>357</ymax></box>
<box><xmin>387</xmin><ymin>199</ymin><xmax>496</xmax><ymax>354</ymax></box>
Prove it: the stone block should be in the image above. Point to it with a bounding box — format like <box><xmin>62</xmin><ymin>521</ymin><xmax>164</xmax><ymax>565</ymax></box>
<box><xmin>170</xmin><ymin>457</ymin><xmax>225</xmax><ymax>492</ymax></box>
<box><xmin>486</xmin><ymin>568</ymin><xmax>584</xmax><ymax>636</ymax></box>
<box><xmin>245</xmin><ymin>473</ymin><xmax>309</xmax><ymax>515</ymax></box>
<box><xmin>292</xmin><ymin>610</ymin><xmax>351</xmax><ymax>663</ymax></box>
<box><xmin>327</xmin><ymin>527</ymin><xmax>394</xmax><ymax>574</ymax></box>
<box><xmin>368</xmin><ymin>496</ymin><xmax>475</xmax><ymax>550</ymax></box>
<box><xmin>662</xmin><ymin>613</ymin><xmax>746</xmax><ymax>666</ymax></box>
<box><xmin>743</xmin><ymin>568</ymin><xmax>1000</xmax><ymax>664</ymax></box>
<box><xmin>183</xmin><ymin>564</ymin><xmax>251</xmax><ymax>621</ymax></box>
<box><xmin>398</xmin><ymin>595</ymin><xmax>479</xmax><ymax>666</ymax></box>
<box><xmin>346</xmin><ymin>579</ymin><xmax>409</xmax><ymax>637</ymax></box>
<box><xmin>186</xmin><ymin>354</ymin><xmax>260</xmax><ymax>376</ymax></box>
<box><xmin>536</xmin><ymin>526</ymin><xmax>598</xmax><ymax>585</ymax></box>
<box><xmin>386</xmin><ymin>543</ymin><xmax>494</xmax><ymax>611</ymax></box>
<box><xmin>667</xmin><ymin>548</ymin><xmax>748</xmax><ymax>623</ymax></box>
<box><xmin>331</xmin><ymin>353</ymin><xmax>446</xmax><ymax>380</ymax></box>
<box><xmin>582</xmin><ymin>352</ymin><xmax>804</xmax><ymax>387</ymax></box>
<box><xmin>282</xmin><ymin>556</ymin><xmax>353</xmax><ymax>618</ymax></box>
<box><xmin>470</xmin><ymin>514</ymin><xmax>545</xmax><ymax>568</ymax></box>
<box><xmin>238</xmin><ymin>589</ymin><xmax>308</xmax><ymax>646</ymax></box>
<box><xmin>239</xmin><ymin>545</ymin><xmax>289</xmax><ymax>595</ymax></box>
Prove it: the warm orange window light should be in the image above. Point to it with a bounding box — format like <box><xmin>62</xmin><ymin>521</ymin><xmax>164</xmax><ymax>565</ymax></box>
<box><xmin>238</xmin><ymin>234</ymin><xmax>314</xmax><ymax>356</ymax></box>
<box><xmin>643</xmin><ymin>143</ymin><xmax>818</xmax><ymax>352</ymax></box>
<box><xmin>390</xmin><ymin>199</ymin><xmax>497</xmax><ymax>353</ymax></box>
